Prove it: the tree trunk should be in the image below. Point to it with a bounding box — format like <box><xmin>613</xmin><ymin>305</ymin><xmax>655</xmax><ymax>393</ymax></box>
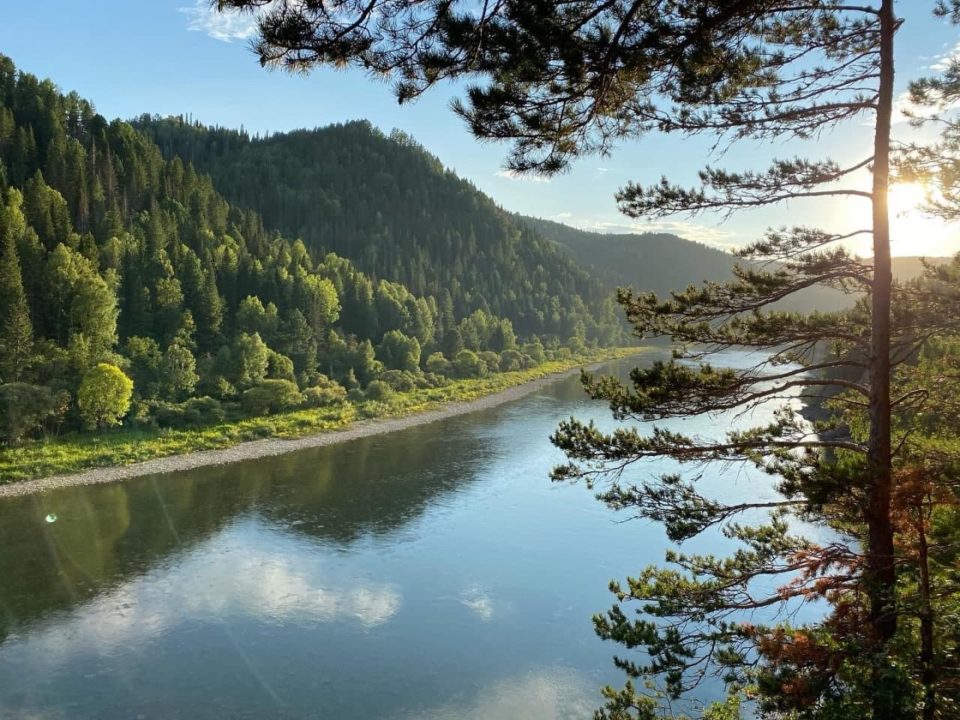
<box><xmin>868</xmin><ymin>1</ymin><xmax>898</xmax><ymax>717</ymax></box>
<box><xmin>917</xmin><ymin>506</ymin><xmax>936</xmax><ymax>720</ymax></box>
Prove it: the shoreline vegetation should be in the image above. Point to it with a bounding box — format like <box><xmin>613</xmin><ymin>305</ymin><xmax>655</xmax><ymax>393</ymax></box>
<box><xmin>0</xmin><ymin>347</ymin><xmax>642</xmax><ymax>496</ymax></box>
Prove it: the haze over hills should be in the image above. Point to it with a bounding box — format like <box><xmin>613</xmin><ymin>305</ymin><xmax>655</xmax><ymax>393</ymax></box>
<box><xmin>515</xmin><ymin>215</ymin><xmax>736</xmax><ymax>298</ymax></box>
<box><xmin>520</xmin><ymin>215</ymin><xmax>950</xmax><ymax>312</ymax></box>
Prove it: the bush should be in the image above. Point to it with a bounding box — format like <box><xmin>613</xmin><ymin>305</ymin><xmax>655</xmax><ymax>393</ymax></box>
<box><xmin>499</xmin><ymin>349</ymin><xmax>525</xmax><ymax>372</ymax></box>
<box><xmin>379</xmin><ymin>369</ymin><xmax>419</xmax><ymax>392</ymax></box>
<box><xmin>478</xmin><ymin>351</ymin><xmax>501</xmax><ymax>374</ymax></box>
<box><xmin>153</xmin><ymin>397</ymin><xmax>226</xmax><ymax>429</ymax></box>
<box><xmin>521</xmin><ymin>340</ymin><xmax>546</xmax><ymax>364</ymax></box>
<box><xmin>418</xmin><ymin>372</ymin><xmax>448</xmax><ymax>389</ymax></box>
<box><xmin>364</xmin><ymin>379</ymin><xmax>395</xmax><ymax>402</ymax></box>
<box><xmin>425</xmin><ymin>351</ymin><xmax>452</xmax><ymax>377</ymax></box>
<box><xmin>0</xmin><ymin>383</ymin><xmax>57</xmax><ymax>445</ymax></box>
<box><xmin>241</xmin><ymin>380</ymin><xmax>303</xmax><ymax>416</ymax></box>
<box><xmin>302</xmin><ymin>382</ymin><xmax>348</xmax><ymax>408</ymax></box>
<box><xmin>453</xmin><ymin>350</ymin><xmax>487</xmax><ymax>379</ymax></box>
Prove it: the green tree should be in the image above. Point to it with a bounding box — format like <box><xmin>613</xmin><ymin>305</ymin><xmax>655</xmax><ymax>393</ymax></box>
<box><xmin>453</xmin><ymin>349</ymin><xmax>486</xmax><ymax>380</ymax></box>
<box><xmin>0</xmin><ymin>217</ymin><xmax>33</xmax><ymax>382</ymax></box>
<box><xmin>0</xmin><ymin>383</ymin><xmax>55</xmax><ymax>445</ymax></box>
<box><xmin>160</xmin><ymin>344</ymin><xmax>199</xmax><ymax>401</ymax></box>
<box><xmin>77</xmin><ymin>363</ymin><xmax>133</xmax><ymax>429</ymax></box>
<box><xmin>425</xmin><ymin>351</ymin><xmax>452</xmax><ymax>377</ymax></box>
<box><xmin>240</xmin><ymin>379</ymin><xmax>302</xmax><ymax>416</ymax></box>
<box><xmin>124</xmin><ymin>336</ymin><xmax>163</xmax><ymax>399</ymax></box>
<box><xmin>377</xmin><ymin>330</ymin><xmax>421</xmax><ymax>373</ymax></box>
<box><xmin>230</xmin><ymin>332</ymin><xmax>270</xmax><ymax>388</ymax></box>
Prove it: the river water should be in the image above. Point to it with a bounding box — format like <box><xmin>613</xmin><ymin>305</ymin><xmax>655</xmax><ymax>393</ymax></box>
<box><xmin>0</xmin><ymin>351</ymin><xmax>805</xmax><ymax>719</ymax></box>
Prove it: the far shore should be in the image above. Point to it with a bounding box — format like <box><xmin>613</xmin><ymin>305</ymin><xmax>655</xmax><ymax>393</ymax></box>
<box><xmin>0</xmin><ymin>359</ymin><xmax>626</xmax><ymax>499</ymax></box>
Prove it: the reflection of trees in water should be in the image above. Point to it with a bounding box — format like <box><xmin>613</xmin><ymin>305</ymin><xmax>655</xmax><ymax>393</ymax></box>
<box><xmin>0</xmin><ymin>422</ymin><xmax>492</xmax><ymax>642</ymax></box>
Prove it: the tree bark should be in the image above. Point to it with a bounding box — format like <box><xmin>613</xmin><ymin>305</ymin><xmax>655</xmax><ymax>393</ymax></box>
<box><xmin>868</xmin><ymin>1</ymin><xmax>898</xmax><ymax>717</ymax></box>
<box><xmin>917</xmin><ymin>505</ymin><xmax>936</xmax><ymax>720</ymax></box>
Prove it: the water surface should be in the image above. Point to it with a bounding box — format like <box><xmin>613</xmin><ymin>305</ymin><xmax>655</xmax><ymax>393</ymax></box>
<box><xmin>0</xmin><ymin>351</ymin><xmax>803</xmax><ymax>719</ymax></box>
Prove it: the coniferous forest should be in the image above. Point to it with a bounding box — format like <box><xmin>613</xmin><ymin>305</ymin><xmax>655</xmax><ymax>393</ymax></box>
<box><xmin>0</xmin><ymin>54</ymin><xmax>636</xmax><ymax>450</ymax></box>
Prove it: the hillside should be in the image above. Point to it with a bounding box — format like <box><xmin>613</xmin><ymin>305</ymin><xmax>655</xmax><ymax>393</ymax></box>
<box><xmin>0</xmin><ymin>55</ymin><xmax>616</xmax><ymax>448</ymax></box>
<box><xmin>520</xmin><ymin>216</ymin><xmax>943</xmax><ymax>313</ymax></box>
<box><xmin>134</xmin><ymin>117</ymin><xmax>620</xmax><ymax>342</ymax></box>
<box><xmin>515</xmin><ymin>215</ymin><xmax>736</xmax><ymax>298</ymax></box>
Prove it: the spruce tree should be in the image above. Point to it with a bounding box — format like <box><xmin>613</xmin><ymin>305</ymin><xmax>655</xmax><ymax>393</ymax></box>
<box><xmin>0</xmin><ymin>216</ymin><xmax>33</xmax><ymax>382</ymax></box>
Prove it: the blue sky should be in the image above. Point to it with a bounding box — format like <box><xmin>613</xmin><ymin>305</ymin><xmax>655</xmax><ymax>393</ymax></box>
<box><xmin>2</xmin><ymin>1</ymin><xmax>959</xmax><ymax>256</ymax></box>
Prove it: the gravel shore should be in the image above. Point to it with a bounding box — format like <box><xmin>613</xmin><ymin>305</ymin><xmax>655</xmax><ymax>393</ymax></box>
<box><xmin>0</xmin><ymin>364</ymin><xmax>600</xmax><ymax>499</ymax></box>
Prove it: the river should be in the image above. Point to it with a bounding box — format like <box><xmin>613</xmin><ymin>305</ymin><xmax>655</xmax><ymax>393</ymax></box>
<box><xmin>0</xmin><ymin>351</ymin><xmax>808</xmax><ymax>719</ymax></box>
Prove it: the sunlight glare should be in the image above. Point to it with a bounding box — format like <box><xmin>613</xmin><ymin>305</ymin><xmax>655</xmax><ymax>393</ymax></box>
<box><xmin>847</xmin><ymin>181</ymin><xmax>957</xmax><ymax>257</ymax></box>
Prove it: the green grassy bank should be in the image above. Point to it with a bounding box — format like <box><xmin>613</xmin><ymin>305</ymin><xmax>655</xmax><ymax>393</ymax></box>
<box><xmin>0</xmin><ymin>347</ymin><xmax>641</xmax><ymax>484</ymax></box>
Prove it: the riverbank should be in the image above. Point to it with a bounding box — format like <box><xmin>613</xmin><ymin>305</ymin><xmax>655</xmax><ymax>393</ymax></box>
<box><xmin>0</xmin><ymin>347</ymin><xmax>643</xmax><ymax>496</ymax></box>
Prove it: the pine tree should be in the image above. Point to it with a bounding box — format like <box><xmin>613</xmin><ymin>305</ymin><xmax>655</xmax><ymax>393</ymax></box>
<box><xmin>0</xmin><ymin>224</ymin><xmax>33</xmax><ymax>382</ymax></box>
<box><xmin>211</xmin><ymin>1</ymin><xmax>953</xmax><ymax>716</ymax></box>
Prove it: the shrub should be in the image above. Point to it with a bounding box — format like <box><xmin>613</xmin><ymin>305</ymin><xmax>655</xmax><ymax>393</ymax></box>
<box><xmin>379</xmin><ymin>369</ymin><xmax>419</xmax><ymax>392</ymax></box>
<box><xmin>453</xmin><ymin>350</ymin><xmax>487</xmax><ymax>379</ymax></box>
<box><xmin>425</xmin><ymin>351</ymin><xmax>452</xmax><ymax>377</ymax></box>
<box><xmin>241</xmin><ymin>380</ymin><xmax>303</xmax><ymax>416</ymax></box>
<box><xmin>499</xmin><ymin>349</ymin><xmax>525</xmax><ymax>372</ymax></box>
<box><xmin>302</xmin><ymin>382</ymin><xmax>348</xmax><ymax>408</ymax></box>
<box><xmin>0</xmin><ymin>383</ymin><xmax>56</xmax><ymax>445</ymax></box>
<box><xmin>521</xmin><ymin>340</ymin><xmax>546</xmax><ymax>364</ymax></box>
<box><xmin>478</xmin><ymin>351</ymin><xmax>501</xmax><ymax>374</ymax></box>
<box><xmin>364</xmin><ymin>379</ymin><xmax>395</xmax><ymax>402</ymax></box>
<box><xmin>154</xmin><ymin>397</ymin><xmax>226</xmax><ymax>429</ymax></box>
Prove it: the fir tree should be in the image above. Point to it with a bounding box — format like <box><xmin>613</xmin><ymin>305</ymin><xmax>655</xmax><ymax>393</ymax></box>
<box><xmin>0</xmin><ymin>221</ymin><xmax>33</xmax><ymax>382</ymax></box>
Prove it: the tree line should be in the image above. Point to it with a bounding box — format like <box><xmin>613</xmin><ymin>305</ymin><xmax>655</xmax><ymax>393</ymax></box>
<box><xmin>0</xmin><ymin>55</ymin><xmax>615</xmax><ymax>445</ymax></box>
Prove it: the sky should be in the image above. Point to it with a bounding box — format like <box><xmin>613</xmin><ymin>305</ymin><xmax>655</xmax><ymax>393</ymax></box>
<box><xmin>2</xmin><ymin>1</ymin><xmax>960</xmax><ymax>257</ymax></box>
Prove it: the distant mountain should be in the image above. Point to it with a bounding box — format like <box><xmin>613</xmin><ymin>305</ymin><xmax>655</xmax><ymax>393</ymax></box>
<box><xmin>518</xmin><ymin>216</ymin><xmax>853</xmax><ymax>313</ymax></box>
<box><xmin>515</xmin><ymin>216</ymin><xmax>735</xmax><ymax>297</ymax></box>
<box><xmin>891</xmin><ymin>256</ymin><xmax>949</xmax><ymax>282</ymax></box>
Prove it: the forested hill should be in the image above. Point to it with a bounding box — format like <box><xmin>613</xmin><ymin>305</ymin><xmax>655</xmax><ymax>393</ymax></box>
<box><xmin>133</xmin><ymin>117</ymin><xmax>621</xmax><ymax>341</ymax></box>
<box><xmin>0</xmin><ymin>54</ymin><xmax>621</xmax><ymax>446</ymax></box>
<box><xmin>515</xmin><ymin>215</ymin><xmax>735</xmax><ymax>297</ymax></box>
<box><xmin>519</xmin><ymin>215</ymin><xmax>860</xmax><ymax>313</ymax></box>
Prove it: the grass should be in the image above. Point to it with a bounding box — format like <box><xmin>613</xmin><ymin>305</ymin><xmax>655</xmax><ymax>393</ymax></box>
<box><xmin>0</xmin><ymin>347</ymin><xmax>642</xmax><ymax>484</ymax></box>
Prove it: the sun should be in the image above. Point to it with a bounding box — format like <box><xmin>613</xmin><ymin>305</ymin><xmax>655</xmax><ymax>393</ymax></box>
<box><xmin>888</xmin><ymin>182</ymin><xmax>928</xmax><ymax>221</ymax></box>
<box><xmin>844</xmin><ymin>181</ymin><xmax>957</xmax><ymax>257</ymax></box>
<box><xmin>885</xmin><ymin>182</ymin><xmax>955</xmax><ymax>256</ymax></box>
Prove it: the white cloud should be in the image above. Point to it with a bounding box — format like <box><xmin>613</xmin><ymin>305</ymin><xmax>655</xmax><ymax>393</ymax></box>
<box><xmin>459</xmin><ymin>585</ymin><xmax>495</xmax><ymax>621</ymax></box>
<box><xmin>495</xmin><ymin>169</ymin><xmax>551</xmax><ymax>184</ymax></box>
<box><xmin>179</xmin><ymin>0</ymin><xmax>263</xmax><ymax>43</ymax></box>
<box><xmin>394</xmin><ymin>667</ymin><xmax>598</xmax><ymax>720</ymax></box>
<box><xmin>2</xmin><ymin>535</ymin><xmax>402</xmax><ymax>671</ymax></box>
<box><xmin>555</xmin><ymin>215</ymin><xmax>740</xmax><ymax>251</ymax></box>
<box><xmin>932</xmin><ymin>40</ymin><xmax>960</xmax><ymax>72</ymax></box>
